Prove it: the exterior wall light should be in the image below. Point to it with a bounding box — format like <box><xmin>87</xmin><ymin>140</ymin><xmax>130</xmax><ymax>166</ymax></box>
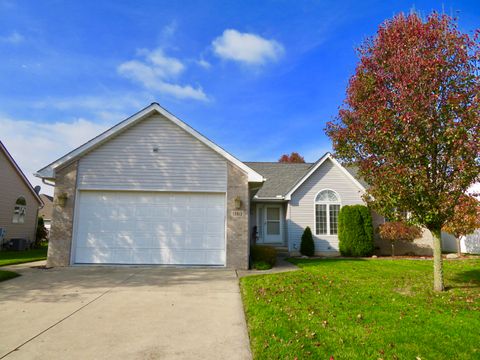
<box><xmin>57</xmin><ymin>193</ymin><xmax>68</xmax><ymax>207</ymax></box>
<box><xmin>234</xmin><ymin>196</ymin><xmax>242</xmax><ymax>210</ymax></box>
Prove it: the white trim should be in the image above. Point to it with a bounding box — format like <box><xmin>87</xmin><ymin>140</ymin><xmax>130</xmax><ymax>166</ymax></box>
<box><xmin>313</xmin><ymin>189</ymin><xmax>342</xmax><ymax>236</ymax></box>
<box><xmin>0</xmin><ymin>141</ymin><xmax>43</xmax><ymax>205</ymax></box>
<box><xmin>75</xmin><ymin>187</ymin><xmax>228</xmax><ymax>193</ymax></box>
<box><xmin>256</xmin><ymin>203</ymin><xmax>284</xmax><ymax>244</ymax></box>
<box><xmin>284</xmin><ymin>153</ymin><xmax>366</xmax><ymax>200</ymax></box>
<box><xmin>35</xmin><ymin>103</ymin><xmax>264</xmax><ymax>183</ymax></box>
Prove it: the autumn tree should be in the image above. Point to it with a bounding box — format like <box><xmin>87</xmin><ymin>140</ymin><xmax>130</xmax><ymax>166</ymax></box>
<box><xmin>326</xmin><ymin>13</ymin><xmax>480</xmax><ymax>291</ymax></box>
<box><xmin>443</xmin><ymin>195</ymin><xmax>480</xmax><ymax>256</ymax></box>
<box><xmin>278</xmin><ymin>152</ymin><xmax>305</xmax><ymax>163</ymax></box>
<box><xmin>378</xmin><ymin>221</ymin><xmax>422</xmax><ymax>257</ymax></box>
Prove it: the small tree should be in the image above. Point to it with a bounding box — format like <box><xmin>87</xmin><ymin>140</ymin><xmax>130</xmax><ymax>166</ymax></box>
<box><xmin>378</xmin><ymin>221</ymin><xmax>422</xmax><ymax>257</ymax></box>
<box><xmin>300</xmin><ymin>226</ymin><xmax>315</xmax><ymax>256</ymax></box>
<box><xmin>278</xmin><ymin>152</ymin><xmax>305</xmax><ymax>163</ymax></box>
<box><xmin>36</xmin><ymin>217</ymin><xmax>48</xmax><ymax>247</ymax></box>
<box><xmin>338</xmin><ymin>205</ymin><xmax>374</xmax><ymax>256</ymax></box>
<box><xmin>326</xmin><ymin>13</ymin><xmax>480</xmax><ymax>291</ymax></box>
<box><xmin>443</xmin><ymin>195</ymin><xmax>480</xmax><ymax>256</ymax></box>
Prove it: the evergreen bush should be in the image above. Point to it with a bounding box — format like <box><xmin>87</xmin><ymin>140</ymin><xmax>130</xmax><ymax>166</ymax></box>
<box><xmin>338</xmin><ymin>205</ymin><xmax>374</xmax><ymax>256</ymax></box>
<box><xmin>300</xmin><ymin>226</ymin><xmax>315</xmax><ymax>256</ymax></box>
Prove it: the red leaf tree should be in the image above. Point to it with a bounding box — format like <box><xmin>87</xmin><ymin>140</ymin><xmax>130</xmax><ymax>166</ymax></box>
<box><xmin>326</xmin><ymin>13</ymin><xmax>480</xmax><ymax>291</ymax></box>
<box><xmin>443</xmin><ymin>195</ymin><xmax>480</xmax><ymax>256</ymax></box>
<box><xmin>278</xmin><ymin>152</ymin><xmax>305</xmax><ymax>163</ymax></box>
<box><xmin>378</xmin><ymin>221</ymin><xmax>422</xmax><ymax>257</ymax></box>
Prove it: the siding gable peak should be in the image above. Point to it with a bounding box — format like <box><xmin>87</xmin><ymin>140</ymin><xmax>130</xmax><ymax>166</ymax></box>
<box><xmin>284</xmin><ymin>153</ymin><xmax>366</xmax><ymax>200</ymax></box>
<box><xmin>35</xmin><ymin>103</ymin><xmax>264</xmax><ymax>183</ymax></box>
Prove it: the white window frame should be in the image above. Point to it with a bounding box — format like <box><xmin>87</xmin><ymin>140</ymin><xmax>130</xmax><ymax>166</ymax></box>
<box><xmin>314</xmin><ymin>189</ymin><xmax>341</xmax><ymax>236</ymax></box>
<box><xmin>12</xmin><ymin>197</ymin><xmax>27</xmax><ymax>224</ymax></box>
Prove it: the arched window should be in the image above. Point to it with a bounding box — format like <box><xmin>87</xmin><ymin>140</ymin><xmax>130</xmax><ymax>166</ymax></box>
<box><xmin>315</xmin><ymin>190</ymin><xmax>341</xmax><ymax>235</ymax></box>
<box><xmin>12</xmin><ymin>197</ymin><xmax>27</xmax><ymax>224</ymax></box>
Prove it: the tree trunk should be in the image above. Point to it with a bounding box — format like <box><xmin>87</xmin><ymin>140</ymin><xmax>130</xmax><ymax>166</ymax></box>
<box><xmin>431</xmin><ymin>228</ymin><xmax>445</xmax><ymax>292</ymax></box>
<box><xmin>391</xmin><ymin>241</ymin><xmax>395</xmax><ymax>257</ymax></box>
<box><xmin>456</xmin><ymin>237</ymin><xmax>461</xmax><ymax>257</ymax></box>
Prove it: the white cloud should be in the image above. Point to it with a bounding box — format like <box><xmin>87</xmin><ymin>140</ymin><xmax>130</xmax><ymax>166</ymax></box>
<box><xmin>161</xmin><ymin>21</ymin><xmax>177</xmax><ymax>38</ymax></box>
<box><xmin>212</xmin><ymin>29</ymin><xmax>284</xmax><ymax>65</ymax></box>
<box><xmin>31</xmin><ymin>94</ymin><xmax>144</xmax><ymax>113</ymax></box>
<box><xmin>118</xmin><ymin>48</ymin><xmax>208</xmax><ymax>101</ymax></box>
<box><xmin>0</xmin><ymin>116</ymin><xmax>111</xmax><ymax>195</ymax></box>
<box><xmin>0</xmin><ymin>31</ymin><xmax>24</xmax><ymax>44</ymax></box>
<box><xmin>196</xmin><ymin>58</ymin><xmax>211</xmax><ymax>69</ymax></box>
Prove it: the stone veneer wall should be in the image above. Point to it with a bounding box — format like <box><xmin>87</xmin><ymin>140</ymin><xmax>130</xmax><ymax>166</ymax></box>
<box><xmin>46</xmin><ymin>162</ymin><xmax>78</xmax><ymax>267</ymax></box>
<box><xmin>226</xmin><ymin>163</ymin><xmax>250</xmax><ymax>269</ymax></box>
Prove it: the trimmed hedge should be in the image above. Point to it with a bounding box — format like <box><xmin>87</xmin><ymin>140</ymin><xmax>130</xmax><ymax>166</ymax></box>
<box><xmin>300</xmin><ymin>226</ymin><xmax>315</xmax><ymax>256</ymax></box>
<box><xmin>338</xmin><ymin>205</ymin><xmax>374</xmax><ymax>257</ymax></box>
<box><xmin>251</xmin><ymin>245</ymin><xmax>277</xmax><ymax>268</ymax></box>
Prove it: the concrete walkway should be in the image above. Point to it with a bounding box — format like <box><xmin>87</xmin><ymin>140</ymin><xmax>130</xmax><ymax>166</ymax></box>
<box><xmin>0</xmin><ymin>263</ymin><xmax>251</xmax><ymax>360</ymax></box>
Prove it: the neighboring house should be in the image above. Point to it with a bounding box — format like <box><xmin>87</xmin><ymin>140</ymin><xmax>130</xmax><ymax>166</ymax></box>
<box><xmin>0</xmin><ymin>141</ymin><xmax>43</xmax><ymax>247</ymax></box>
<box><xmin>38</xmin><ymin>194</ymin><xmax>54</xmax><ymax>231</ymax></box>
<box><xmin>34</xmin><ymin>104</ymin><xmax>447</xmax><ymax>268</ymax></box>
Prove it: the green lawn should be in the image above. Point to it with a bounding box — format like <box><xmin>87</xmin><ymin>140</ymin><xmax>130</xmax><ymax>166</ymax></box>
<box><xmin>0</xmin><ymin>243</ymin><xmax>48</xmax><ymax>267</ymax></box>
<box><xmin>0</xmin><ymin>270</ymin><xmax>20</xmax><ymax>282</ymax></box>
<box><xmin>241</xmin><ymin>259</ymin><xmax>480</xmax><ymax>360</ymax></box>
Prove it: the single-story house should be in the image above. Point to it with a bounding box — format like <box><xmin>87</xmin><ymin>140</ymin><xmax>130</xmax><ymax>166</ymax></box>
<box><xmin>0</xmin><ymin>141</ymin><xmax>43</xmax><ymax>248</ymax></box>
<box><xmin>36</xmin><ymin>103</ymin><xmax>440</xmax><ymax>269</ymax></box>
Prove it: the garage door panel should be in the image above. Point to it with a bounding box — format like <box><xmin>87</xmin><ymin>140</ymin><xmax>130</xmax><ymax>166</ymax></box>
<box><xmin>76</xmin><ymin>247</ymin><xmax>114</xmax><ymax>264</ymax></box>
<box><xmin>74</xmin><ymin>191</ymin><xmax>225</xmax><ymax>265</ymax></box>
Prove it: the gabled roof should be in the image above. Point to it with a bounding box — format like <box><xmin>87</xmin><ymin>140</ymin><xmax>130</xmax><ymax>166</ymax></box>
<box><xmin>284</xmin><ymin>153</ymin><xmax>366</xmax><ymax>200</ymax></box>
<box><xmin>244</xmin><ymin>162</ymin><xmax>313</xmax><ymax>199</ymax></box>
<box><xmin>39</xmin><ymin>194</ymin><xmax>53</xmax><ymax>220</ymax></box>
<box><xmin>35</xmin><ymin>103</ymin><xmax>264</xmax><ymax>183</ymax></box>
<box><xmin>0</xmin><ymin>141</ymin><xmax>43</xmax><ymax>205</ymax></box>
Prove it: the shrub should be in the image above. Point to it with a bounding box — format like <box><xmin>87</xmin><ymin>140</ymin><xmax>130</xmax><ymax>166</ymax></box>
<box><xmin>35</xmin><ymin>217</ymin><xmax>48</xmax><ymax>247</ymax></box>
<box><xmin>300</xmin><ymin>226</ymin><xmax>315</xmax><ymax>256</ymax></box>
<box><xmin>338</xmin><ymin>205</ymin><xmax>374</xmax><ymax>256</ymax></box>
<box><xmin>251</xmin><ymin>245</ymin><xmax>277</xmax><ymax>268</ymax></box>
<box><xmin>253</xmin><ymin>261</ymin><xmax>272</xmax><ymax>270</ymax></box>
<box><xmin>378</xmin><ymin>221</ymin><xmax>422</xmax><ymax>256</ymax></box>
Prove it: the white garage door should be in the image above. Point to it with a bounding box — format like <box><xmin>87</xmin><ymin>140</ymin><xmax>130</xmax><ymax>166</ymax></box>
<box><xmin>73</xmin><ymin>191</ymin><xmax>226</xmax><ymax>265</ymax></box>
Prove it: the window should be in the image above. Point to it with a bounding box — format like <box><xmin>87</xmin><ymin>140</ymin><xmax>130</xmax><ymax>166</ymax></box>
<box><xmin>315</xmin><ymin>190</ymin><xmax>341</xmax><ymax>235</ymax></box>
<box><xmin>12</xmin><ymin>197</ymin><xmax>27</xmax><ymax>224</ymax></box>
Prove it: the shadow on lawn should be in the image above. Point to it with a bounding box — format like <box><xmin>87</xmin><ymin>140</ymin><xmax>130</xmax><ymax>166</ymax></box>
<box><xmin>449</xmin><ymin>269</ymin><xmax>480</xmax><ymax>289</ymax></box>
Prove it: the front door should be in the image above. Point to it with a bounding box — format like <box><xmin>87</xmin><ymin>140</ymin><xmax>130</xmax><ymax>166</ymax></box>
<box><xmin>257</xmin><ymin>205</ymin><xmax>282</xmax><ymax>244</ymax></box>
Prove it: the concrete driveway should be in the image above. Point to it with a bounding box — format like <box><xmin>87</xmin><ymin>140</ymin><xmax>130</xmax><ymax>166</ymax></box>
<box><xmin>0</xmin><ymin>263</ymin><xmax>251</xmax><ymax>360</ymax></box>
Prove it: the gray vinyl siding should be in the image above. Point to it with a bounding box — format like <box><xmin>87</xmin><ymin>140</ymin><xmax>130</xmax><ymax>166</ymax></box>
<box><xmin>0</xmin><ymin>150</ymin><xmax>40</xmax><ymax>242</ymax></box>
<box><xmin>77</xmin><ymin>114</ymin><xmax>227</xmax><ymax>192</ymax></box>
<box><xmin>288</xmin><ymin>159</ymin><xmax>365</xmax><ymax>253</ymax></box>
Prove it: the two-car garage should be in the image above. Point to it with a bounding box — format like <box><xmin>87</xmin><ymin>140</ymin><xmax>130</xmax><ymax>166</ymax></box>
<box><xmin>37</xmin><ymin>104</ymin><xmax>260</xmax><ymax>269</ymax></box>
<box><xmin>73</xmin><ymin>191</ymin><xmax>226</xmax><ymax>265</ymax></box>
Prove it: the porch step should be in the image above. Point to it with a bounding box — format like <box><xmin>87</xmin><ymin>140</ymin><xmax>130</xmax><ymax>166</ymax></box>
<box><xmin>273</xmin><ymin>246</ymin><xmax>290</xmax><ymax>258</ymax></box>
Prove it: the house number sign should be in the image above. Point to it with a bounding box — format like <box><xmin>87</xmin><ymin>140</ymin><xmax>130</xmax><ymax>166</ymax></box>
<box><xmin>231</xmin><ymin>210</ymin><xmax>244</xmax><ymax>217</ymax></box>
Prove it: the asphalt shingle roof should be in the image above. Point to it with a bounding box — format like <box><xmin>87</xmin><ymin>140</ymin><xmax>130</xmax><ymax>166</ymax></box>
<box><xmin>344</xmin><ymin>165</ymin><xmax>369</xmax><ymax>189</ymax></box>
<box><xmin>244</xmin><ymin>160</ymin><xmax>367</xmax><ymax>199</ymax></box>
<box><xmin>244</xmin><ymin>162</ymin><xmax>313</xmax><ymax>198</ymax></box>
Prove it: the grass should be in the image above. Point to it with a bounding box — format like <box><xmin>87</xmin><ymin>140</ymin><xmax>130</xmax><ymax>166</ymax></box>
<box><xmin>0</xmin><ymin>243</ymin><xmax>48</xmax><ymax>267</ymax></box>
<box><xmin>0</xmin><ymin>270</ymin><xmax>20</xmax><ymax>282</ymax></box>
<box><xmin>241</xmin><ymin>258</ymin><xmax>480</xmax><ymax>360</ymax></box>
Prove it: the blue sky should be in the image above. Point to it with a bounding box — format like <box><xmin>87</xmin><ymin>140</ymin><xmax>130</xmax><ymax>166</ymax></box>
<box><xmin>0</xmin><ymin>0</ymin><xmax>479</xmax><ymax>194</ymax></box>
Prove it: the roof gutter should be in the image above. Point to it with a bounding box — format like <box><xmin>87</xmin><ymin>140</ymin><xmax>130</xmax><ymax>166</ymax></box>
<box><xmin>252</xmin><ymin>195</ymin><xmax>286</xmax><ymax>202</ymax></box>
<box><xmin>42</xmin><ymin>178</ymin><xmax>55</xmax><ymax>187</ymax></box>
